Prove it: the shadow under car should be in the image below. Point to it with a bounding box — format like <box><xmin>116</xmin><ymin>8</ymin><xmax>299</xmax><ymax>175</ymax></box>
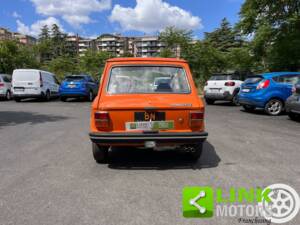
<box><xmin>107</xmin><ymin>141</ymin><xmax>220</xmax><ymax>170</ymax></box>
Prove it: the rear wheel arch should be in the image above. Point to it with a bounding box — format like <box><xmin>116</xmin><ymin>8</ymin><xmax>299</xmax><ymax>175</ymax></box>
<box><xmin>265</xmin><ymin>97</ymin><xmax>285</xmax><ymax>107</ymax></box>
<box><xmin>233</xmin><ymin>87</ymin><xmax>240</xmax><ymax>95</ymax></box>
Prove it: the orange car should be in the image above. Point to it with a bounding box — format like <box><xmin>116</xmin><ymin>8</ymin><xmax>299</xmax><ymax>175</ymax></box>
<box><xmin>89</xmin><ymin>57</ymin><xmax>208</xmax><ymax>163</ymax></box>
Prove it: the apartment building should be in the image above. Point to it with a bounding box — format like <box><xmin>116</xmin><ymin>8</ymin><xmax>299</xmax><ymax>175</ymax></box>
<box><xmin>0</xmin><ymin>27</ymin><xmax>36</xmax><ymax>46</ymax></box>
<box><xmin>78</xmin><ymin>38</ymin><xmax>96</xmax><ymax>57</ymax></box>
<box><xmin>0</xmin><ymin>28</ymin><xmax>13</xmax><ymax>40</ymax></box>
<box><xmin>13</xmin><ymin>33</ymin><xmax>37</xmax><ymax>45</ymax></box>
<box><xmin>95</xmin><ymin>34</ymin><xmax>128</xmax><ymax>57</ymax></box>
<box><xmin>65</xmin><ymin>35</ymin><xmax>80</xmax><ymax>55</ymax></box>
<box><xmin>1</xmin><ymin>26</ymin><xmax>181</xmax><ymax>58</ymax></box>
<box><xmin>133</xmin><ymin>36</ymin><xmax>166</xmax><ymax>57</ymax></box>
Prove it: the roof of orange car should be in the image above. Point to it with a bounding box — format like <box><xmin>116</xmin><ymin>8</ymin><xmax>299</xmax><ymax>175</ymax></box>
<box><xmin>107</xmin><ymin>57</ymin><xmax>187</xmax><ymax>63</ymax></box>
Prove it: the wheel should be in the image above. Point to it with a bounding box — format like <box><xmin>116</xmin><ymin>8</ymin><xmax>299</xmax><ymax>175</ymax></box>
<box><xmin>288</xmin><ymin>112</ymin><xmax>300</xmax><ymax>121</ymax></box>
<box><xmin>5</xmin><ymin>91</ymin><xmax>11</xmax><ymax>100</ymax></box>
<box><xmin>183</xmin><ymin>144</ymin><xmax>203</xmax><ymax>161</ymax></box>
<box><xmin>205</xmin><ymin>98</ymin><xmax>215</xmax><ymax>105</ymax></box>
<box><xmin>45</xmin><ymin>90</ymin><xmax>51</xmax><ymax>101</ymax></box>
<box><xmin>243</xmin><ymin>105</ymin><xmax>255</xmax><ymax>112</ymax></box>
<box><xmin>88</xmin><ymin>91</ymin><xmax>94</xmax><ymax>102</ymax></box>
<box><xmin>264</xmin><ymin>99</ymin><xmax>283</xmax><ymax>116</ymax></box>
<box><xmin>231</xmin><ymin>94</ymin><xmax>240</xmax><ymax>106</ymax></box>
<box><xmin>14</xmin><ymin>97</ymin><xmax>21</xmax><ymax>102</ymax></box>
<box><xmin>92</xmin><ymin>143</ymin><xmax>109</xmax><ymax>163</ymax></box>
<box><xmin>60</xmin><ymin>96</ymin><xmax>67</xmax><ymax>102</ymax></box>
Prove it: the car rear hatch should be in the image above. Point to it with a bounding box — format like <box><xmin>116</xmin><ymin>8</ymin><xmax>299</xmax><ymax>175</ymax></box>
<box><xmin>206</xmin><ymin>75</ymin><xmax>234</xmax><ymax>93</ymax></box>
<box><xmin>12</xmin><ymin>71</ymin><xmax>40</xmax><ymax>93</ymax></box>
<box><xmin>61</xmin><ymin>76</ymin><xmax>85</xmax><ymax>91</ymax></box>
<box><xmin>95</xmin><ymin>94</ymin><xmax>204</xmax><ymax>133</ymax></box>
<box><xmin>240</xmin><ymin>75</ymin><xmax>264</xmax><ymax>93</ymax></box>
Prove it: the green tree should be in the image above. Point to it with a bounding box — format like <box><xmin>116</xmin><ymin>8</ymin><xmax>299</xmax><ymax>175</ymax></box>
<box><xmin>238</xmin><ymin>0</ymin><xmax>300</xmax><ymax>71</ymax></box>
<box><xmin>159</xmin><ymin>26</ymin><xmax>193</xmax><ymax>57</ymax></box>
<box><xmin>51</xmin><ymin>24</ymin><xmax>67</xmax><ymax>57</ymax></box>
<box><xmin>42</xmin><ymin>56</ymin><xmax>79</xmax><ymax>80</ymax></box>
<box><xmin>185</xmin><ymin>41</ymin><xmax>228</xmax><ymax>85</ymax></box>
<box><xmin>79</xmin><ymin>50</ymin><xmax>112</xmax><ymax>79</ymax></box>
<box><xmin>158</xmin><ymin>48</ymin><xmax>175</xmax><ymax>58</ymax></box>
<box><xmin>39</xmin><ymin>25</ymin><xmax>50</xmax><ymax>41</ymax></box>
<box><xmin>227</xmin><ymin>46</ymin><xmax>255</xmax><ymax>74</ymax></box>
<box><xmin>0</xmin><ymin>40</ymin><xmax>39</xmax><ymax>74</ymax></box>
<box><xmin>205</xmin><ymin>18</ymin><xmax>243</xmax><ymax>52</ymax></box>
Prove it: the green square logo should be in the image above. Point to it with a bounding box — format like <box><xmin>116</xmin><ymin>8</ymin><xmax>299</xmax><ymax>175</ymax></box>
<box><xmin>182</xmin><ymin>186</ymin><xmax>214</xmax><ymax>218</ymax></box>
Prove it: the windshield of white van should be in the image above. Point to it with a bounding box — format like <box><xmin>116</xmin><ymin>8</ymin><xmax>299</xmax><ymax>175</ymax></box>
<box><xmin>107</xmin><ymin>66</ymin><xmax>190</xmax><ymax>94</ymax></box>
<box><xmin>13</xmin><ymin>71</ymin><xmax>39</xmax><ymax>81</ymax></box>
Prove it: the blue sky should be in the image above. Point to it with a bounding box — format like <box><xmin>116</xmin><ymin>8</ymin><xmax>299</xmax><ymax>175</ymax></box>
<box><xmin>0</xmin><ymin>0</ymin><xmax>244</xmax><ymax>39</ymax></box>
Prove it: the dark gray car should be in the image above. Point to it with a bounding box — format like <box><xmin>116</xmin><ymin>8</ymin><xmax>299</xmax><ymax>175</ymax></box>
<box><xmin>286</xmin><ymin>82</ymin><xmax>300</xmax><ymax>121</ymax></box>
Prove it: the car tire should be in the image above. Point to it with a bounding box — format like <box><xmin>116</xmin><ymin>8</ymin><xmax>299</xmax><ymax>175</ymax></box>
<box><xmin>243</xmin><ymin>105</ymin><xmax>255</xmax><ymax>112</ymax></box>
<box><xmin>5</xmin><ymin>91</ymin><xmax>11</xmax><ymax>101</ymax></box>
<box><xmin>14</xmin><ymin>97</ymin><xmax>21</xmax><ymax>102</ymax></box>
<box><xmin>60</xmin><ymin>97</ymin><xmax>67</xmax><ymax>102</ymax></box>
<box><xmin>205</xmin><ymin>99</ymin><xmax>215</xmax><ymax>105</ymax></box>
<box><xmin>45</xmin><ymin>90</ymin><xmax>51</xmax><ymax>101</ymax></box>
<box><xmin>183</xmin><ymin>144</ymin><xmax>203</xmax><ymax>161</ymax></box>
<box><xmin>264</xmin><ymin>99</ymin><xmax>283</xmax><ymax>116</ymax></box>
<box><xmin>88</xmin><ymin>91</ymin><xmax>94</xmax><ymax>102</ymax></box>
<box><xmin>92</xmin><ymin>143</ymin><xmax>109</xmax><ymax>163</ymax></box>
<box><xmin>288</xmin><ymin>112</ymin><xmax>300</xmax><ymax>121</ymax></box>
<box><xmin>231</xmin><ymin>94</ymin><xmax>240</xmax><ymax>106</ymax></box>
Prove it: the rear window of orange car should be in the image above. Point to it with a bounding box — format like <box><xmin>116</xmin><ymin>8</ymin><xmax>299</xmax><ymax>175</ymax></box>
<box><xmin>107</xmin><ymin>66</ymin><xmax>190</xmax><ymax>94</ymax></box>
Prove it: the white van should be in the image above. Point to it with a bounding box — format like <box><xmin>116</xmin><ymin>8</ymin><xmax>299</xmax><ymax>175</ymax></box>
<box><xmin>12</xmin><ymin>69</ymin><xmax>59</xmax><ymax>102</ymax></box>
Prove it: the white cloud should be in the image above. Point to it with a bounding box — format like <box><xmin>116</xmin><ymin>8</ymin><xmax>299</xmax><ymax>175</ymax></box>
<box><xmin>109</xmin><ymin>0</ymin><xmax>202</xmax><ymax>33</ymax></box>
<box><xmin>12</xmin><ymin>11</ymin><xmax>21</xmax><ymax>19</ymax></box>
<box><xmin>30</xmin><ymin>0</ymin><xmax>111</xmax><ymax>27</ymax></box>
<box><xmin>16</xmin><ymin>17</ymin><xmax>65</xmax><ymax>37</ymax></box>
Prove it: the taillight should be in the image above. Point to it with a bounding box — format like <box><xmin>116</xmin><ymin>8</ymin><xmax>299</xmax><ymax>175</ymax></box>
<box><xmin>190</xmin><ymin>111</ymin><xmax>204</xmax><ymax>129</ymax></box>
<box><xmin>0</xmin><ymin>83</ymin><xmax>4</xmax><ymax>87</ymax></box>
<box><xmin>40</xmin><ymin>73</ymin><xmax>43</xmax><ymax>87</ymax></box>
<box><xmin>94</xmin><ymin>111</ymin><xmax>110</xmax><ymax>129</ymax></box>
<box><xmin>225</xmin><ymin>81</ymin><xmax>235</xmax><ymax>86</ymax></box>
<box><xmin>257</xmin><ymin>79</ymin><xmax>270</xmax><ymax>90</ymax></box>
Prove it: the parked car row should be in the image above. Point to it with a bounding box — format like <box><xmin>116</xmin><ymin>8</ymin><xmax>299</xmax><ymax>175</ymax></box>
<box><xmin>204</xmin><ymin>72</ymin><xmax>300</xmax><ymax>121</ymax></box>
<box><xmin>0</xmin><ymin>69</ymin><xmax>99</xmax><ymax>102</ymax></box>
<box><xmin>2</xmin><ymin>58</ymin><xmax>209</xmax><ymax>164</ymax></box>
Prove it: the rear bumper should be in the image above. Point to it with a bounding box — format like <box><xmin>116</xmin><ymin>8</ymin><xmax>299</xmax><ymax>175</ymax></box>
<box><xmin>60</xmin><ymin>91</ymin><xmax>88</xmax><ymax>97</ymax></box>
<box><xmin>238</xmin><ymin>95</ymin><xmax>265</xmax><ymax>108</ymax></box>
<box><xmin>89</xmin><ymin>131</ymin><xmax>208</xmax><ymax>145</ymax></box>
<box><xmin>204</xmin><ymin>91</ymin><xmax>233</xmax><ymax>100</ymax></box>
<box><xmin>13</xmin><ymin>93</ymin><xmax>43</xmax><ymax>98</ymax></box>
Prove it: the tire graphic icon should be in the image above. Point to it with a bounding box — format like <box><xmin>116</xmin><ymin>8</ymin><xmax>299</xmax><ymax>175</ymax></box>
<box><xmin>259</xmin><ymin>184</ymin><xmax>300</xmax><ymax>224</ymax></box>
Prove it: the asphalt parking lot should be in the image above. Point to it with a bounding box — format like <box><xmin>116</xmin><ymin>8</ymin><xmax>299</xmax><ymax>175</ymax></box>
<box><xmin>0</xmin><ymin>100</ymin><xmax>299</xmax><ymax>225</ymax></box>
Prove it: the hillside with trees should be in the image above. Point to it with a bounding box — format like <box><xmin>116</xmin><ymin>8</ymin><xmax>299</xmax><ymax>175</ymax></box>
<box><xmin>0</xmin><ymin>0</ymin><xmax>299</xmax><ymax>86</ymax></box>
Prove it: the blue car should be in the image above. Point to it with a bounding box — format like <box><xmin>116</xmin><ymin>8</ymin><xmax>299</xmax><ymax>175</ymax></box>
<box><xmin>59</xmin><ymin>75</ymin><xmax>98</xmax><ymax>102</ymax></box>
<box><xmin>238</xmin><ymin>72</ymin><xmax>300</xmax><ymax>115</ymax></box>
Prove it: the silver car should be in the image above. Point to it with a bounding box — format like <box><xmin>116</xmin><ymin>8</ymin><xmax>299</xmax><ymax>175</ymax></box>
<box><xmin>0</xmin><ymin>74</ymin><xmax>12</xmax><ymax>100</ymax></box>
<box><xmin>286</xmin><ymin>82</ymin><xmax>300</xmax><ymax>121</ymax></box>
